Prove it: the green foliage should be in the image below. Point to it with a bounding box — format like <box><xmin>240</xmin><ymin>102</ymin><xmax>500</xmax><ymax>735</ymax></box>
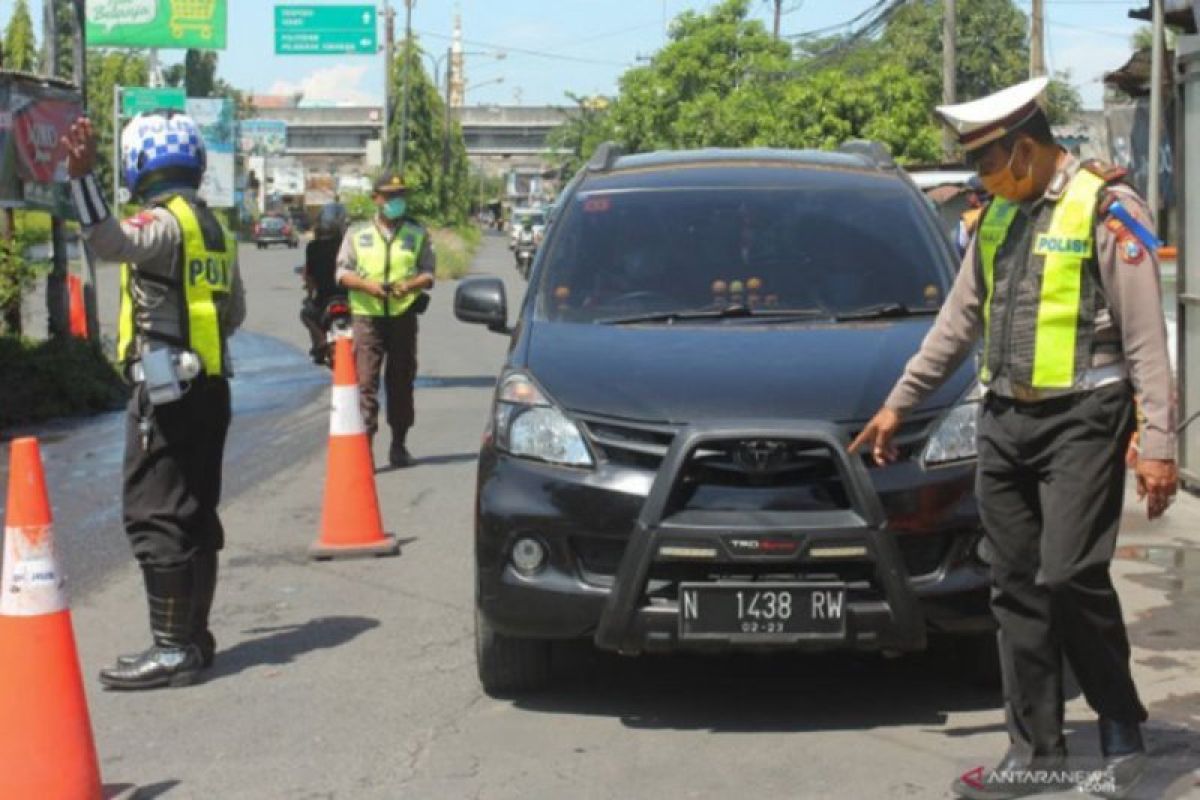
<box><xmin>545</xmin><ymin>94</ymin><xmax>614</xmax><ymax>177</ymax></box>
<box><xmin>3</xmin><ymin>0</ymin><xmax>39</xmax><ymax>72</ymax></box>
<box><xmin>431</xmin><ymin>225</ymin><xmax>482</xmax><ymax>281</ymax></box>
<box><xmin>163</xmin><ymin>49</ymin><xmax>219</xmax><ymax>97</ymax></box>
<box><xmin>588</xmin><ymin>0</ymin><xmax>1084</xmax><ymax>167</ymax></box>
<box><xmin>0</xmin><ymin>335</ymin><xmax>125</xmax><ymax>428</ymax></box>
<box><xmin>88</xmin><ymin>51</ymin><xmax>150</xmax><ymax>194</ymax></box>
<box><xmin>387</xmin><ymin>40</ymin><xmax>472</xmax><ymax>225</ymax></box>
<box><xmin>342</xmin><ymin>192</ymin><xmax>377</xmax><ymax>222</ymax></box>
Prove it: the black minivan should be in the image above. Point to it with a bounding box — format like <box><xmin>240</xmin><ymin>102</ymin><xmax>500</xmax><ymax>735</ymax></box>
<box><xmin>456</xmin><ymin>143</ymin><xmax>993</xmax><ymax>695</ymax></box>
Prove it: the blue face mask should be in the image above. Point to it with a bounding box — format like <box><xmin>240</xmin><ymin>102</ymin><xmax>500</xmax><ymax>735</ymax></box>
<box><xmin>382</xmin><ymin>197</ymin><xmax>407</xmax><ymax>220</ymax></box>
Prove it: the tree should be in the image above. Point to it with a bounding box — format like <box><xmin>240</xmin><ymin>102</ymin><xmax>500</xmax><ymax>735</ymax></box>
<box><xmin>387</xmin><ymin>39</ymin><xmax>472</xmax><ymax>224</ymax></box>
<box><xmin>3</xmin><ymin>0</ymin><xmax>39</xmax><ymax>72</ymax></box>
<box><xmin>164</xmin><ymin>49</ymin><xmax>219</xmax><ymax>97</ymax></box>
<box><xmin>544</xmin><ymin>94</ymin><xmax>613</xmax><ymax>177</ymax></box>
<box><xmin>88</xmin><ymin>52</ymin><xmax>151</xmax><ymax>195</ymax></box>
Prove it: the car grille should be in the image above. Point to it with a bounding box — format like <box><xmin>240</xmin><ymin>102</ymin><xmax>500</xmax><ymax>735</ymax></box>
<box><xmin>576</xmin><ymin>415</ymin><xmax>677</xmax><ymax>470</ymax></box>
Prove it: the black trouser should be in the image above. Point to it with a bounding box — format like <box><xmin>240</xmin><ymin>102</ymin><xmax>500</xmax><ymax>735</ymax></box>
<box><xmin>123</xmin><ymin>375</ymin><xmax>231</xmax><ymax>567</ymax></box>
<box><xmin>352</xmin><ymin>312</ymin><xmax>418</xmax><ymax>441</ymax></box>
<box><xmin>977</xmin><ymin>382</ymin><xmax>1146</xmax><ymax>760</ymax></box>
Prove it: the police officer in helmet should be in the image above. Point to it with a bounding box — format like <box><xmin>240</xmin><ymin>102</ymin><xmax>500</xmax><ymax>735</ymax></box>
<box><xmin>853</xmin><ymin>78</ymin><xmax>1176</xmax><ymax>798</ymax></box>
<box><xmin>63</xmin><ymin>111</ymin><xmax>245</xmax><ymax>689</ymax></box>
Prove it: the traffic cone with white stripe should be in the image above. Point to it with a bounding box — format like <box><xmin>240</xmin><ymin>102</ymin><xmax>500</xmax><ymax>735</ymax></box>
<box><xmin>0</xmin><ymin>438</ymin><xmax>103</xmax><ymax>799</ymax></box>
<box><xmin>310</xmin><ymin>334</ymin><xmax>399</xmax><ymax>559</ymax></box>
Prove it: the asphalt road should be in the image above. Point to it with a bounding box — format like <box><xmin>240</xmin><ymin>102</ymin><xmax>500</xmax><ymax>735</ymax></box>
<box><xmin>17</xmin><ymin>232</ymin><xmax>1200</xmax><ymax>798</ymax></box>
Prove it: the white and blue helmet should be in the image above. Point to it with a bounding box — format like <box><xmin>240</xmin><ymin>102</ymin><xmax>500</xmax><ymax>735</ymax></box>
<box><xmin>121</xmin><ymin>110</ymin><xmax>206</xmax><ymax>195</ymax></box>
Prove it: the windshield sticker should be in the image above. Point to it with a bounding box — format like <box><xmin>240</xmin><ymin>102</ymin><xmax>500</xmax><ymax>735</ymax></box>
<box><xmin>583</xmin><ymin>197</ymin><xmax>611</xmax><ymax>213</ymax></box>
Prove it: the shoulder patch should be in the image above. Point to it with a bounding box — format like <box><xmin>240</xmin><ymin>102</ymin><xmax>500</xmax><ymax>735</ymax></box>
<box><xmin>357</xmin><ymin>232</ymin><xmax>374</xmax><ymax>247</ymax></box>
<box><xmin>1118</xmin><ymin>236</ymin><xmax>1146</xmax><ymax>266</ymax></box>
<box><xmin>124</xmin><ymin>211</ymin><xmax>157</xmax><ymax>230</ymax></box>
<box><xmin>1082</xmin><ymin>159</ymin><xmax>1128</xmax><ymax>184</ymax></box>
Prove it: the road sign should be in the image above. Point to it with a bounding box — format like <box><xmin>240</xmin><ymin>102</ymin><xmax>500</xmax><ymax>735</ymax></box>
<box><xmin>275</xmin><ymin>5</ymin><xmax>377</xmax><ymax>55</ymax></box>
<box><xmin>121</xmin><ymin>87</ymin><xmax>186</xmax><ymax>117</ymax></box>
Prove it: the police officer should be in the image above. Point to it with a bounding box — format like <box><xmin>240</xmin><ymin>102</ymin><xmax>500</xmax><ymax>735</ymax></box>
<box><xmin>851</xmin><ymin>78</ymin><xmax>1176</xmax><ymax>799</ymax></box>
<box><xmin>336</xmin><ymin>173</ymin><xmax>435</xmax><ymax>468</ymax></box>
<box><xmin>62</xmin><ymin>112</ymin><xmax>245</xmax><ymax>690</ymax></box>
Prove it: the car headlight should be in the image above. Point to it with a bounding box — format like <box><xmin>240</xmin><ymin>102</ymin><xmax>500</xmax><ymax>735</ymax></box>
<box><xmin>493</xmin><ymin>373</ymin><xmax>593</xmax><ymax>467</ymax></box>
<box><xmin>920</xmin><ymin>384</ymin><xmax>981</xmax><ymax>468</ymax></box>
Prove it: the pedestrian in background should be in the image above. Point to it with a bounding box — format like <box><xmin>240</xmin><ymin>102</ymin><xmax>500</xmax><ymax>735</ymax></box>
<box><xmin>852</xmin><ymin>77</ymin><xmax>1176</xmax><ymax>799</ymax></box>
<box><xmin>336</xmin><ymin>173</ymin><xmax>435</xmax><ymax>468</ymax></box>
<box><xmin>62</xmin><ymin>110</ymin><xmax>245</xmax><ymax>689</ymax></box>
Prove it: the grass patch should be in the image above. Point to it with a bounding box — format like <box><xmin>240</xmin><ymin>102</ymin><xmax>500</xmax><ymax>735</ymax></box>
<box><xmin>432</xmin><ymin>224</ymin><xmax>483</xmax><ymax>281</ymax></box>
<box><xmin>0</xmin><ymin>337</ymin><xmax>126</xmax><ymax>430</ymax></box>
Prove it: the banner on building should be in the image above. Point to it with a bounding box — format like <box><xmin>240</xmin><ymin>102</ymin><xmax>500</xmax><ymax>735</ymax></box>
<box><xmin>87</xmin><ymin>0</ymin><xmax>228</xmax><ymax>50</ymax></box>
<box><xmin>186</xmin><ymin>98</ymin><xmax>234</xmax><ymax>208</ymax></box>
<box><xmin>239</xmin><ymin>120</ymin><xmax>288</xmax><ymax>156</ymax></box>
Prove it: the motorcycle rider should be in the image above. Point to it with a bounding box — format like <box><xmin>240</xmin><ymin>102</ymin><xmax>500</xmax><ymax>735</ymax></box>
<box><xmin>301</xmin><ymin>202</ymin><xmax>349</xmax><ymax>364</ymax></box>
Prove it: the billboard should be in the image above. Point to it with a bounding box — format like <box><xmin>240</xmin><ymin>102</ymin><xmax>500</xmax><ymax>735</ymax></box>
<box><xmin>239</xmin><ymin>119</ymin><xmax>288</xmax><ymax>156</ymax></box>
<box><xmin>186</xmin><ymin>98</ymin><xmax>234</xmax><ymax>208</ymax></box>
<box><xmin>87</xmin><ymin>0</ymin><xmax>227</xmax><ymax>50</ymax></box>
<box><xmin>7</xmin><ymin>80</ymin><xmax>81</xmax><ymax>217</ymax></box>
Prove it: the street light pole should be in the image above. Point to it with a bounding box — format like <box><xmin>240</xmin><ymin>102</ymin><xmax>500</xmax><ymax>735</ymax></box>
<box><xmin>1148</xmin><ymin>0</ymin><xmax>1164</xmax><ymax>229</ymax></box>
<box><xmin>382</xmin><ymin>0</ymin><xmax>393</xmax><ymax>169</ymax></box>
<box><xmin>441</xmin><ymin>45</ymin><xmax>452</xmax><ymax>215</ymax></box>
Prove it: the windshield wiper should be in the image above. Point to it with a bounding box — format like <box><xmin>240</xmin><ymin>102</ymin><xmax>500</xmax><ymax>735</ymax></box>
<box><xmin>598</xmin><ymin>305</ymin><xmax>828</xmax><ymax>325</ymax></box>
<box><xmin>834</xmin><ymin>303</ymin><xmax>939</xmax><ymax>322</ymax></box>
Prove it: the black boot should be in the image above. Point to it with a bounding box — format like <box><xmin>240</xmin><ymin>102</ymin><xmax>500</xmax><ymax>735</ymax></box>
<box><xmin>950</xmin><ymin>749</ymin><xmax>1072</xmax><ymax>799</ymax></box>
<box><xmin>100</xmin><ymin>563</ymin><xmax>205</xmax><ymax>690</ymax></box>
<box><xmin>116</xmin><ymin>553</ymin><xmax>217</xmax><ymax>668</ymax></box>
<box><xmin>1094</xmin><ymin>718</ymin><xmax>1147</xmax><ymax>799</ymax></box>
<box><xmin>389</xmin><ymin>435</ymin><xmax>413</xmax><ymax>468</ymax></box>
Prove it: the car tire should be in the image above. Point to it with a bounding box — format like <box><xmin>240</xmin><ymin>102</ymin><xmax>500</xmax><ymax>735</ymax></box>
<box><xmin>475</xmin><ymin>607</ymin><xmax>551</xmax><ymax>696</ymax></box>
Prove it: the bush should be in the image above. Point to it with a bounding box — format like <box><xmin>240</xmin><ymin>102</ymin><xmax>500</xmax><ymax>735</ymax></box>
<box><xmin>432</xmin><ymin>225</ymin><xmax>481</xmax><ymax>281</ymax></box>
<box><xmin>0</xmin><ymin>336</ymin><xmax>126</xmax><ymax>429</ymax></box>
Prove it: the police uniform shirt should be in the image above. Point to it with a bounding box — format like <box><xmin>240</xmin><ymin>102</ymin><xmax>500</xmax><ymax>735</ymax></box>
<box><xmin>70</xmin><ymin>174</ymin><xmax>247</xmax><ymax>364</ymax></box>
<box><xmin>335</xmin><ymin>218</ymin><xmax>437</xmax><ymax>287</ymax></box>
<box><xmin>883</xmin><ymin>155</ymin><xmax>1176</xmax><ymax>460</ymax></box>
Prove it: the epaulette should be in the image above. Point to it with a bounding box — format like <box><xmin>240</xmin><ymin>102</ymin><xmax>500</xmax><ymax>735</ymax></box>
<box><xmin>1081</xmin><ymin>159</ymin><xmax>1128</xmax><ymax>184</ymax></box>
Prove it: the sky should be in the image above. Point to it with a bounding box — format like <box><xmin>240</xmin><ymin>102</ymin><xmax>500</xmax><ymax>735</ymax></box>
<box><xmin>0</xmin><ymin>0</ymin><xmax>1156</xmax><ymax>109</ymax></box>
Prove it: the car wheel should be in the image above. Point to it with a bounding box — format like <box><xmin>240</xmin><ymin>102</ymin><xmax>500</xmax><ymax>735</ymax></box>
<box><xmin>475</xmin><ymin>607</ymin><xmax>551</xmax><ymax>696</ymax></box>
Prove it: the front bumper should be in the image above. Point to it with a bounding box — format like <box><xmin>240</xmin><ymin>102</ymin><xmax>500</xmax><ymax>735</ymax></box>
<box><xmin>476</xmin><ymin>420</ymin><xmax>991</xmax><ymax>654</ymax></box>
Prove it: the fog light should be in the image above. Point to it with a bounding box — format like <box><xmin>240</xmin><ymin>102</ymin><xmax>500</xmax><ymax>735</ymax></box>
<box><xmin>511</xmin><ymin>538</ymin><xmax>547</xmax><ymax>575</ymax></box>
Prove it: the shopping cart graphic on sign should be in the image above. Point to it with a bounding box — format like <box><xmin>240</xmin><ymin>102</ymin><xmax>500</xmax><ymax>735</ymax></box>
<box><xmin>169</xmin><ymin>0</ymin><xmax>215</xmax><ymax>40</ymax></box>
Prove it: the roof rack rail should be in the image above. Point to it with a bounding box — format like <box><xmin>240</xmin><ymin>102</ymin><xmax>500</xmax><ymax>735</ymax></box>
<box><xmin>838</xmin><ymin>140</ymin><xmax>897</xmax><ymax>171</ymax></box>
<box><xmin>587</xmin><ymin>141</ymin><xmax>623</xmax><ymax>173</ymax></box>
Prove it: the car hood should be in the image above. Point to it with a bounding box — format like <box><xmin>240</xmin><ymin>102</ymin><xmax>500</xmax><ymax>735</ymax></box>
<box><xmin>525</xmin><ymin>320</ymin><xmax>972</xmax><ymax>424</ymax></box>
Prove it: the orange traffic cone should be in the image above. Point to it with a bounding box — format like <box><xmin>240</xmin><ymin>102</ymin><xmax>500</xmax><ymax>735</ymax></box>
<box><xmin>67</xmin><ymin>274</ymin><xmax>88</xmax><ymax>339</ymax></box>
<box><xmin>310</xmin><ymin>335</ymin><xmax>399</xmax><ymax>559</ymax></box>
<box><xmin>0</xmin><ymin>438</ymin><xmax>103</xmax><ymax>800</ymax></box>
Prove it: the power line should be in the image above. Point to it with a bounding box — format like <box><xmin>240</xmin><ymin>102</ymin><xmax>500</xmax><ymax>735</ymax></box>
<box><xmin>414</xmin><ymin>29</ymin><xmax>633</xmax><ymax>67</ymax></box>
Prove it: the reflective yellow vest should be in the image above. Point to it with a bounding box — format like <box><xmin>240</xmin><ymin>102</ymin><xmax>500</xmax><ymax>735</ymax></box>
<box><xmin>976</xmin><ymin>169</ymin><xmax>1107</xmax><ymax>389</ymax></box>
<box><xmin>348</xmin><ymin>221</ymin><xmax>426</xmax><ymax>317</ymax></box>
<box><xmin>117</xmin><ymin>195</ymin><xmax>235</xmax><ymax>377</ymax></box>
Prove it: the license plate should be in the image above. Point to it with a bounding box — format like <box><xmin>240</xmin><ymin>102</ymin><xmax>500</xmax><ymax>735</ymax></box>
<box><xmin>678</xmin><ymin>583</ymin><xmax>846</xmax><ymax>639</ymax></box>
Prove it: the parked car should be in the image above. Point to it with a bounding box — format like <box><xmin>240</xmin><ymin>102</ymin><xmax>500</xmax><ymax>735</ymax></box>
<box><xmin>254</xmin><ymin>215</ymin><xmax>299</xmax><ymax>249</ymax></box>
<box><xmin>456</xmin><ymin>143</ymin><xmax>992</xmax><ymax>695</ymax></box>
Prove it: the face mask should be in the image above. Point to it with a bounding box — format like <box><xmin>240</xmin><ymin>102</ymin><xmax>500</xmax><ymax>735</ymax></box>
<box><xmin>382</xmin><ymin>197</ymin><xmax>407</xmax><ymax>220</ymax></box>
<box><xmin>979</xmin><ymin>142</ymin><xmax>1037</xmax><ymax>202</ymax></box>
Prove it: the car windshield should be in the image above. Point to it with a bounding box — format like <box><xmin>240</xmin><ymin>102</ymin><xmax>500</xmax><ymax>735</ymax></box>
<box><xmin>261</xmin><ymin>217</ymin><xmax>285</xmax><ymax>230</ymax></box>
<box><xmin>536</xmin><ymin>174</ymin><xmax>953</xmax><ymax>324</ymax></box>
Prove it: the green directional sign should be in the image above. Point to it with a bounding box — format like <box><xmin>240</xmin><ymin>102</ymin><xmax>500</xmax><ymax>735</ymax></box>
<box><xmin>121</xmin><ymin>87</ymin><xmax>187</xmax><ymax>117</ymax></box>
<box><xmin>275</xmin><ymin>5</ymin><xmax>377</xmax><ymax>55</ymax></box>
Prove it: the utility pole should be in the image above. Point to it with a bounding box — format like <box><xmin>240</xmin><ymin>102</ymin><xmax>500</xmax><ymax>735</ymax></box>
<box><xmin>942</xmin><ymin>0</ymin><xmax>956</xmax><ymax>160</ymax></box>
<box><xmin>43</xmin><ymin>0</ymin><xmax>68</xmax><ymax>339</ymax></box>
<box><xmin>397</xmin><ymin>0</ymin><xmax>414</xmax><ymax>172</ymax></box>
<box><xmin>1148</xmin><ymin>0</ymin><xmax>1164</xmax><ymax>229</ymax></box>
<box><xmin>441</xmin><ymin>45</ymin><xmax>452</xmax><ymax>215</ymax></box>
<box><xmin>772</xmin><ymin>0</ymin><xmax>782</xmax><ymax>41</ymax></box>
<box><xmin>1030</xmin><ymin>0</ymin><xmax>1046</xmax><ymax>78</ymax></box>
<box><xmin>382</xmin><ymin>0</ymin><xmax>394</xmax><ymax>169</ymax></box>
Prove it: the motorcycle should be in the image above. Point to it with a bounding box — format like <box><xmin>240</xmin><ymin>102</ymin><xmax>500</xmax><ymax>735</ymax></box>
<box><xmin>514</xmin><ymin>229</ymin><xmax>537</xmax><ymax>279</ymax></box>
<box><xmin>297</xmin><ymin>264</ymin><xmax>351</xmax><ymax>369</ymax></box>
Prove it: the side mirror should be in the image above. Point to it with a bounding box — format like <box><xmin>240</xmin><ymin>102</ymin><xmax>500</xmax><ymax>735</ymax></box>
<box><xmin>455</xmin><ymin>277</ymin><xmax>510</xmax><ymax>334</ymax></box>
